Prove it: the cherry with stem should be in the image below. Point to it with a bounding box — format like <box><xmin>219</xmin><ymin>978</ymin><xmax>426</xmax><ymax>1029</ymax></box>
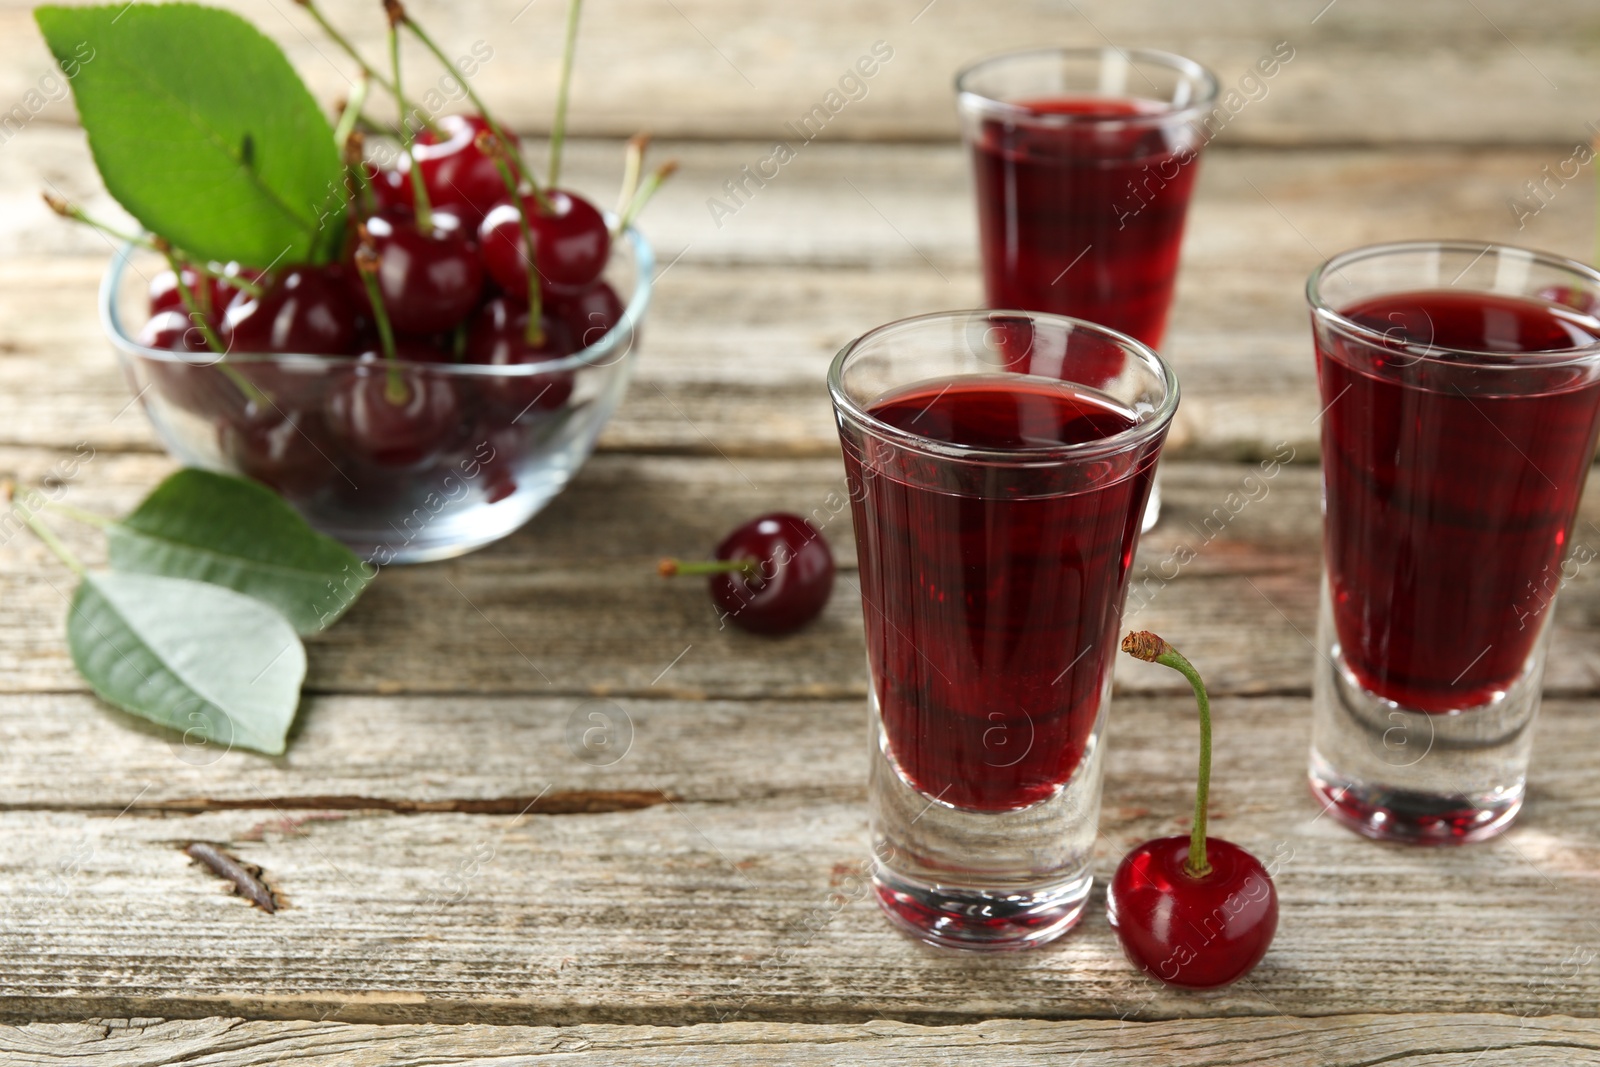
<box><xmin>352</xmin><ymin>19</ymin><xmax>485</xmax><ymax>335</ymax></box>
<box><xmin>150</xmin><ymin>244</ymin><xmax>281</xmax><ymax>411</ymax></box>
<box><xmin>385</xmin><ymin>4</ymin><xmax>432</xmax><ymax>232</ymax></box>
<box><xmin>355</xmin><ymin>239</ymin><xmax>404</xmax><ymax>398</ymax></box>
<box><xmin>658</xmin><ymin>513</ymin><xmax>835</xmax><ymax>636</ymax></box>
<box><xmin>326</xmin><ymin>235</ymin><xmax>462</xmax><ymax>467</ymax></box>
<box><xmin>1133</xmin><ymin>631</ymin><xmax>1213</xmax><ymax>876</ymax></box>
<box><xmin>161</xmin><ymin>248</ymin><xmax>227</xmax><ymax>354</ymax></box>
<box><xmin>1107</xmin><ymin>631</ymin><xmax>1279</xmax><ymax>989</ymax></box>
<box><xmin>400</xmin><ymin>6</ymin><xmax>545</xmax><ymax>204</ymax></box>
<box><xmin>480</xmin><ymin>131</ymin><xmax>546</xmax><ymax>345</ymax></box>
<box><xmin>474</xmin><ymin>0</ymin><xmax>613</xmax><ymax>297</ymax></box>
<box><xmin>463</xmin><ymin>295</ymin><xmax>574</xmax><ymax>415</ymax></box>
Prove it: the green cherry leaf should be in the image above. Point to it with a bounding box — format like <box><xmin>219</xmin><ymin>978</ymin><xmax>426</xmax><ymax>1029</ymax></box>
<box><xmin>107</xmin><ymin>469</ymin><xmax>372</xmax><ymax>635</ymax></box>
<box><xmin>34</xmin><ymin>3</ymin><xmax>345</xmax><ymax>266</ymax></box>
<box><xmin>68</xmin><ymin>572</ymin><xmax>305</xmax><ymax>755</ymax></box>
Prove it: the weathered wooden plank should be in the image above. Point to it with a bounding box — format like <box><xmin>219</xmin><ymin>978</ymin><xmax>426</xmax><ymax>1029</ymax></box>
<box><xmin>0</xmin><ymin>690</ymin><xmax>861</xmax><ymax>810</ymax></box>
<box><xmin>3</xmin><ymin>0</ymin><xmax>1598</xmax><ymax>145</ymax></box>
<box><xmin>4</xmin><ymin>1014</ymin><xmax>1600</xmax><ymax>1066</ymax></box>
<box><xmin>0</xmin><ymin>692</ymin><xmax>1597</xmax><ymax>1024</ymax></box>
<box><xmin>5</xmin><ymin>448</ymin><xmax>1600</xmax><ymax>699</ymax></box>
<box><xmin>4</xmin><ymin>134</ymin><xmax>1595</xmax><ymax>459</ymax></box>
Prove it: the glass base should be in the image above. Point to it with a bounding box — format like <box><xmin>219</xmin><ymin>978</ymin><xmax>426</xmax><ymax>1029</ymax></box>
<box><xmin>1308</xmin><ymin>580</ymin><xmax>1542</xmax><ymax>845</ymax></box>
<box><xmin>1308</xmin><ymin>748</ymin><xmax>1524</xmax><ymax>845</ymax></box>
<box><xmin>868</xmin><ymin>691</ymin><xmax>1107</xmax><ymax>951</ymax></box>
<box><xmin>872</xmin><ymin>862</ymin><xmax>1091</xmax><ymax>950</ymax></box>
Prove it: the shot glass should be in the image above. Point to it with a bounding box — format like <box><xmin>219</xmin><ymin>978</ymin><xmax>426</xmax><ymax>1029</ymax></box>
<box><xmin>956</xmin><ymin>47</ymin><xmax>1215</xmax><ymax>530</ymax></box>
<box><xmin>829</xmin><ymin>309</ymin><xmax>1179</xmax><ymax>949</ymax></box>
<box><xmin>1307</xmin><ymin>241</ymin><xmax>1600</xmax><ymax>844</ymax></box>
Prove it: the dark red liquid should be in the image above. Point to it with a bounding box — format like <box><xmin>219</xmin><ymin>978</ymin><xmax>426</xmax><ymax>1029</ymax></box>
<box><xmin>970</xmin><ymin>97</ymin><xmax>1200</xmax><ymax>348</ymax></box>
<box><xmin>843</xmin><ymin>376</ymin><xmax>1158</xmax><ymax>811</ymax></box>
<box><xmin>1318</xmin><ymin>288</ymin><xmax>1600</xmax><ymax>711</ymax></box>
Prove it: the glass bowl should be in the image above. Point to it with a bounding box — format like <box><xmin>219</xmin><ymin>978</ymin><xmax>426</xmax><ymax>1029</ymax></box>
<box><xmin>100</xmin><ymin>227</ymin><xmax>653</xmax><ymax>564</ymax></box>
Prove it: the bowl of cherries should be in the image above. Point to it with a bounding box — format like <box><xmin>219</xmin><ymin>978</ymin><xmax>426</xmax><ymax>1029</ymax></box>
<box><xmin>70</xmin><ymin>0</ymin><xmax>671</xmax><ymax>563</ymax></box>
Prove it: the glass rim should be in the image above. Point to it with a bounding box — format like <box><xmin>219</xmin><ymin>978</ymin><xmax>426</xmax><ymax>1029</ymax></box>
<box><xmin>954</xmin><ymin>46</ymin><xmax>1220</xmax><ymax>130</ymax></box>
<box><xmin>98</xmin><ymin>223</ymin><xmax>655</xmax><ymax>378</ymax></box>
<box><xmin>827</xmin><ymin>308</ymin><xmax>1181</xmax><ymax>467</ymax></box>
<box><xmin>1306</xmin><ymin>239</ymin><xmax>1600</xmax><ymax>367</ymax></box>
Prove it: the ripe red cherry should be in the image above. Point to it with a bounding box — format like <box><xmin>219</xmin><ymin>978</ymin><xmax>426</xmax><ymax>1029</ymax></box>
<box><xmin>363</xmin><ymin>208</ymin><xmax>483</xmax><ymax>335</ymax></box>
<box><xmin>219</xmin><ymin>405</ymin><xmax>346</xmax><ymax>499</ymax></box>
<box><xmin>148</xmin><ymin>266</ymin><xmax>217</xmax><ymax>315</ymax></box>
<box><xmin>557</xmin><ymin>281</ymin><xmax>626</xmax><ymax>351</ymax></box>
<box><xmin>659</xmin><ymin>513</ymin><xmax>835</xmax><ymax>635</ymax></box>
<box><xmin>464</xmin><ymin>296</ymin><xmax>576</xmax><ymax>417</ymax></box>
<box><xmin>137</xmin><ymin>307</ymin><xmax>211</xmax><ymax>352</ymax></box>
<box><xmin>222</xmin><ymin>265</ymin><xmax>360</xmax><ymax>356</ymax></box>
<box><xmin>457</xmin><ymin>420</ymin><xmax>529</xmax><ymax>505</ymax></box>
<box><xmin>135</xmin><ymin>308</ymin><xmax>229</xmax><ymax>414</ymax></box>
<box><xmin>229</xmin><ymin>355</ymin><xmax>340</xmax><ymax>420</ymax></box>
<box><xmin>412</xmin><ymin>114</ymin><xmax>522</xmax><ymax>225</ymax></box>
<box><xmin>479</xmin><ymin>190</ymin><xmax>610</xmax><ymax>297</ymax></box>
<box><xmin>150</xmin><ymin>265</ymin><xmax>262</xmax><ymax>317</ymax></box>
<box><xmin>1109</xmin><ymin>632</ymin><xmax>1278</xmax><ymax>989</ymax></box>
<box><xmin>324</xmin><ymin>349</ymin><xmax>463</xmax><ymax>467</ymax></box>
<box><xmin>1108</xmin><ymin>836</ymin><xmax>1278</xmax><ymax>989</ymax></box>
<box><xmin>369</xmin><ymin>166</ymin><xmax>413</xmax><ymax>215</ymax></box>
<box><xmin>214</xmin><ymin>264</ymin><xmax>264</xmax><ymax>309</ymax></box>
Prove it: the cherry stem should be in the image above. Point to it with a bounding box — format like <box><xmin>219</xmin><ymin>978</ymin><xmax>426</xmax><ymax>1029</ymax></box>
<box><xmin>333</xmin><ymin>73</ymin><xmax>370</xmax><ymax>156</ymax></box>
<box><xmin>343</xmin><ymin>130</ymin><xmax>376</xmax><ymax>215</ymax></box>
<box><xmin>160</xmin><ymin>252</ymin><xmax>273</xmax><ymax>407</ymax></box>
<box><xmin>547</xmin><ymin>0</ymin><xmax>584</xmax><ymax>189</ymax></box>
<box><xmin>387</xmin><ymin>18</ymin><xmax>433</xmax><ymax>231</ymax></box>
<box><xmin>616</xmin><ymin>132</ymin><xmax>650</xmax><ymax>221</ymax></box>
<box><xmin>658</xmin><ymin>557</ymin><xmax>756</xmax><ymax>578</ymax></box>
<box><xmin>355</xmin><ymin>240</ymin><xmax>406</xmax><ymax>403</ymax></box>
<box><xmin>401</xmin><ymin>14</ymin><xmax>550</xmax><ymax>206</ymax></box>
<box><xmin>330</xmin><ymin>76</ymin><xmax>371</xmax><ymax>245</ymax></box>
<box><xmin>617</xmin><ymin>160</ymin><xmax>677</xmax><ymax>235</ymax></box>
<box><xmin>43</xmin><ymin>195</ymin><xmax>263</xmax><ymax>296</ymax></box>
<box><xmin>1121</xmin><ymin>630</ymin><xmax>1212</xmax><ymax>878</ymax></box>
<box><xmin>162</xmin><ymin>251</ymin><xmax>222</xmax><ymax>352</ymax></box>
<box><xmin>38</xmin><ymin>498</ymin><xmax>113</xmax><ymax>529</ymax></box>
<box><xmin>526</xmin><ymin>178</ymin><xmax>555</xmax><ymax>216</ymax></box>
<box><xmin>294</xmin><ymin>0</ymin><xmax>436</xmax><ymax>131</ymax></box>
<box><xmin>483</xmin><ymin>141</ymin><xmax>545</xmax><ymax>346</ymax></box>
<box><xmin>3</xmin><ymin>484</ymin><xmax>87</xmax><ymax>578</ymax></box>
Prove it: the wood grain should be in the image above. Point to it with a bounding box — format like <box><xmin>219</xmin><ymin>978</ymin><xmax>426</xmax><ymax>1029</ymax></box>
<box><xmin>3</xmin><ymin>10</ymin><xmax>1599</xmax><ymax>1046</ymax></box>
<box><xmin>5</xmin><ymin>448</ymin><xmax>1600</xmax><ymax>701</ymax></box>
<box><xmin>3</xmin><ymin>133</ymin><xmax>1596</xmax><ymax>460</ymax></box>
<box><xmin>4</xmin><ymin>1014</ymin><xmax>1600</xmax><ymax>1065</ymax></box>
<box><xmin>0</xmin><ymin>692</ymin><xmax>1597</xmax><ymax>1025</ymax></box>
<box><xmin>2</xmin><ymin>0</ymin><xmax>1597</xmax><ymax>145</ymax></box>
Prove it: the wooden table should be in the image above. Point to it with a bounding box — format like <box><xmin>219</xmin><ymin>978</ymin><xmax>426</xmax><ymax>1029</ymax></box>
<box><xmin>4</xmin><ymin>1</ymin><xmax>1600</xmax><ymax>1062</ymax></box>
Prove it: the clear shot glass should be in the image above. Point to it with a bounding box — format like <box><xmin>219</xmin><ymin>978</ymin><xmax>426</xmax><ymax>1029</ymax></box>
<box><xmin>1306</xmin><ymin>241</ymin><xmax>1600</xmax><ymax>843</ymax></box>
<box><xmin>956</xmin><ymin>47</ymin><xmax>1215</xmax><ymax>531</ymax></box>
<box><xmin>829</xmin><ymin>309</ymin><xmax>1178</xmax><ymax>948</ymax></box>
